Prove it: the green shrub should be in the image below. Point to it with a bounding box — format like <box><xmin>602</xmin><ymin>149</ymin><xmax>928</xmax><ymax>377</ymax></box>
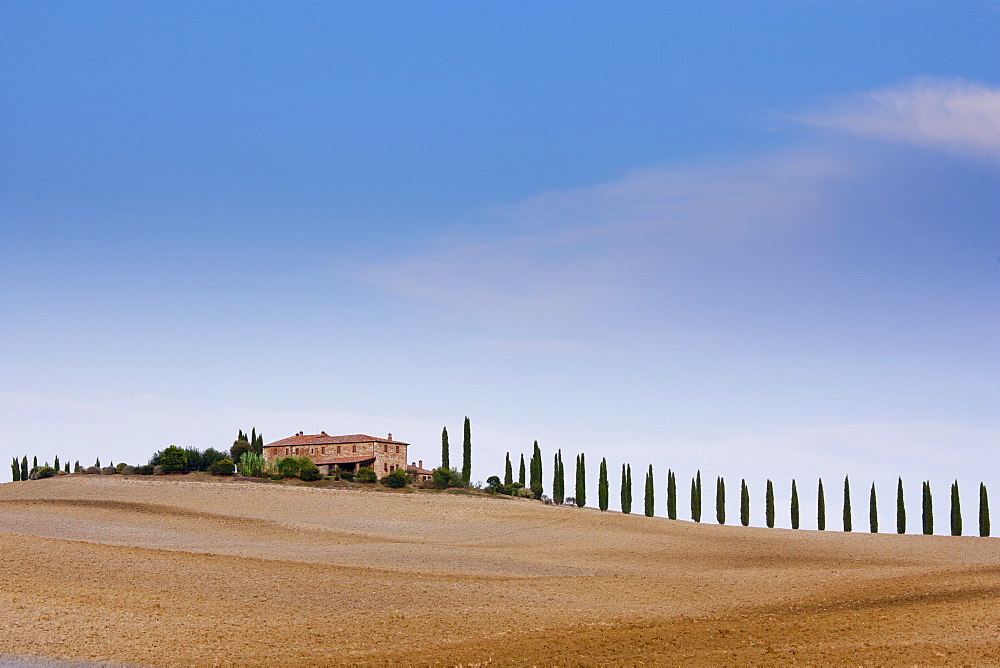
<box><xmin>276</xmin><ymin>457</ymin><xmax>301</xmax><ymax>478</ymax></box>
<box><xmin>136</xmin><ymin>465</ymin><xmax>154</xmax><ymax>475</ymax></box>
<box><xmin>238</xmin><ymin>451</ymin><xmax>266</xmax><ymax>477</ymax></box>
<box><xmin>34</xmin><ymin>466</ymin><xmax>56</xmax><ymax>479</ymax></box>
<box><xmin>158</xmin><ymin>446</ymin><xmax>188</xmax><ymax>474</ymax></box>
<box><xmin>210</xmin><ymin>459</ymin><xmax>235</xmax><ymax>476</ymax></box>
<box><xmin>515</xmin><ymin>487</ymin><xmax>535</xmax><ymax>498</ymax></box>
<box><xmin>339</xmin><ymin>470</ymin><xmax>355</xmax><ymax>481</ymax></box>
<box><xmin>121</xmin><ymin>465</ymin><xmax>136</xmax><ymax>475</ymax></box>
<box><xmin>201</xmin><ymin>447</ymin><xmax>228</xmax><ymax>471</ymax></box>
<box><xmin>85</xmin><ymin>466</ymin><xmax>100</xmax><ymax>475</ymax></box>
<box><xmin>431</xmin><ymin>467</ymin><xmax>462</xmax><ymax>489</ymax></box>
<box><xmin>298</xmin><ymin>458</ymin><xmax>322</xmax><ymax>482</ymax></box>
<box><xmin>381</xmin><ymin>469</ymin><xmax>409</xmax><ymax>488</ymax></box>
<box><xmin>115</xmin><ymin>462</ymin><xmax>127</xmax><ymax>473</ymax></box>
<box><xmin>356</xmin><ymin>467</ymin><xmax>377</xmax><ymax>483</ymax></box>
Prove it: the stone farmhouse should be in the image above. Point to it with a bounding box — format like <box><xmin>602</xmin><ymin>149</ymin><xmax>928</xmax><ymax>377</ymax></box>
<box><xmin>264</xmin><ymin>431</ymin><xmax>431</xmax><ymax>480</ymax></box>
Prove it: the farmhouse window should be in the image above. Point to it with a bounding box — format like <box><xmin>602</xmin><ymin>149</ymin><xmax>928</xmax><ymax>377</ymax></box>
<box><xmin>285</xmin><ymin>448</ymin><xmax>289</xmax><ymax>455</ymax></box>
<box><xmin>337</xmin><ymin>446</ymin><xmax>341</xmax><ymax>454</ymax></box>
<box><xmin>322</xmin><ymin>447</ymin><xmax>325</xmax><ymax>454</ymax></box>
<box><xmin>352</xmin><ymin>445</ymin><xmax>357</xmax><ymax>453</ymax></box>
<box><xmin>384</xmin><ymin>463</ymin><xmax>388</xmax><ymax>472</ymax></box>
<box><xmin>395</xmin><ymin>445</ymin><xmax>399</xmax><ymax>454</ymax></box>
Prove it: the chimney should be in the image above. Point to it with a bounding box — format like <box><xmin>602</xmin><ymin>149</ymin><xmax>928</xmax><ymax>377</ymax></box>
<box><xmin>418</xmin><ymin>460</ymin><xmax>423</xmax><ymax>469</ymax></box>
<box><xmin>388</xmin><ymin>433</ymin><xmax>392</xmax><ymax>441</ymax></box>
<box><xmin>321</xmin><ymin>431</ymin><xmax>327</xmax><ymax>436</ymax></box>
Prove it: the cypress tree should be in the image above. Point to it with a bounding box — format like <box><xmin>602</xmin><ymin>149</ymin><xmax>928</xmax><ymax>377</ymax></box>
<box><xmin>575</xmin><ymin>453</ymin><xmax>586</xmax><ymax>508</ymax></box>
<box><xmin>441</xmin><ymin>427</ymin><xmax>450</xmax><ymax>469</ymax></box>
<box><xmin>950</xmin><ymin>480</ymin><xmax>962</xmax><ymax>537</ymax></box>
<box><xmin>644</xmin><ymin>465</ymin><xmax>654</xmax><ymax>517</ymax></box>
<box><xmin>922</xmin><ymin>481</ymin><xmax>933</xmax><ymax>535</ymax></box>
<box><xmin>553</xmin><ymin>450</ymin><xmax>564</xmax><ymax>505</ymax></box>
<box><xmin>790</xmin><ymin>479</ymin><xmax>799</xmax><ymax>529</ymax></box>
<box><xmin>33</xmin><ymin>456</ymin><xmax>38</xmax><ymax>469</ymax></box>
<box><xmin>716</xmin><ymin>476</ymin><xmax>725</xmax><ymax>524</ymax></box>
<box><xmin>504</xmin><ymin>453</ymin><xmax>513</xmax><ymax>486</ymax></box>
<box><xmin>54</xmin><ymin>456</ymin><xmax>60</xmax><ymax>472</ymax></box>
<box><xmin>64</xmin><ymin>461</ymin><xmax>69</xmax><ymax>473</ymax></box>
<box><xmin>20</xmin><ymin>456</ymin><xmax>27</xmax><ymax>481</ymax></box>
<box><xmin>667</xmin><ymin>470</ymin><xmax>677</xmax><ymax>520</ymax></box>
<box><xmin>74</xmin><ymin>460</ymin><xmax>80</xmax><ymax>473</ymax></box>
<box><xmin>843</xmin><ymin>475</ymin><xmax>852</xmax><ymax>532</ymax></box>
<box><xmin>621</xmin><ymin>464</ymin><xmax>632</xmax><ymax>514</ymax></box>
<box><xmin>980</xmin><ymin>483</ymin><xmax>990</xmax><ymax>538</ymax></box>
<box><xmin>529</xmin><ymin>441</ymin><xmax>543</xmax><ymax>499</ymax></box>
<box><xmin>740</xmin><ymin>479</ymin><xmax>750</xmax><ymax>526</ymax></box>
<box><xmin>817</xmin><ymin>478</ymin><xmax>826</xmax><ymax>531</ymax></box>
<box><xmin>869</xmin><ymin>482</ymin><xmax>878</xmax><ymax>533</ymax></box>
<box><xmin>694</xmin><ymin>470</ymin><xmax>702</xmax><ymax>522</ymax></box>
<box><xmin>765</xmin><ymin>479</ymin><xmax>775</xmax><ymax>528</ymax></box>
<box><xmin>518</xmin><ymin>454</ymin><xmax>525</xmax><ymax>485</ymax></box>
<box><xmin>598</xmin><ymin>457</ymin><xmax>608</xmax><ymax>512</ymax></box>
<box><xmin>11</xmin><ymin>458</ymin><xmax>19</xmax><ymax>482</ymax></box>
<box><xmin>94</xmin><ymin>457</ymin><xmax>99</xmax><ymax>468</ymax></box>
<box><xmin>896</xmin><ymin>477</ymin><xmax>906</xmax><ymax>534</ymax></box>
<box><xmin>461</xmin><ymin>417</ymin><xmax>472</xmax><ymax>485</ymax></box>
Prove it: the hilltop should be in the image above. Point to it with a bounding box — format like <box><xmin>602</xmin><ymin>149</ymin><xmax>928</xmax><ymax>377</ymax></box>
<box><xmin>1</xmin><ymin>475</ymin><xmax>999</xmax><ymax>665</ymax></box>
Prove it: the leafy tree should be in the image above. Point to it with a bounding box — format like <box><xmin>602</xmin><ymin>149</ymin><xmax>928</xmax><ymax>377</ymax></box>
<box><xmin>740</xmin><ymin>479</ymin><xmax>750</xmax><ymax>527</ymax></box>
<box><xmin>529</xmin><ymin>441</ymin><xmax>543</xmax><ymax>500</ymax></box>
<box><xmin>598</xmin><ymin>457</ymin><xmax>608</xmax><ymax>511</ymax></box>
<box><xmin>201</xmin><ymin>448</ymin><xmax>227</xmax><ymax>470</ymax></box>
<box><xmin>461</xmin><ymin>417</ymin><xmax>472</xmax><ymax>485</ymax></box>
<box><xmin>518</xmin><ymin>454</ymin><xmax>525</xmax><ymax>485</ymax></box>
<box><xmin>843</xmin><ymin>475</ymin><xmax>852</xmax><ymax>532</ymax></box>
<box><xmin>667</xmin><ymin>470</ymin><xmax>677</xmax><ymax>520</ymax></box>
<box><xmin>765</xmin><ymin>479</ymin><xmax>775</xmax><ymax>528</ymax></box>
<box><xmin>159</xmin><ymin>446</ymin><xmax>187</xmax><ymax>474</ymax></box>
<box><xmin>576</xmin><ymin>453</ymin><xmax>586</xmax><ymax>508</ymax></box>
<box><xmin>817</xmin><ymin>478</ymin><xmax>826</xmax><ymax>531</ymax></box>
<box><xmin>621</xmin><ymin>464</ymin><xmax>632</xmax><ymax>514</ymax></box>
<box><xmin>950</xmin><ymin>480</ymin><xmax>962</xmax><ymax>536</ymax></box>
<box><xmin>230</xmin><ymin>439</ymin><xmax>251</xmax><ymax>464</ymax></box>
<box><xmin>716</xmin><ymin>476</ymin><xmax>725</xmax><ymax>525</ymax></box>
<box><xmin>980</xmin><ymin>483</ymin><xmax>990</xmax><ymax>537</ymax></box>
<box><xmin>869</xmin><ymin>482</ymin><xmax>878</xmax><ymax>533</ymax></box>
<box><xmin>277</xmin><ymin>456</ymin><xmax>301</xmax><ymax>477</ymax></box>
<box><xmin>553</xmin><ymin>450</ymin><xmax>564</xmax><ymax>505</ymax></box>
<box><xmin>183</xmin><ymin>447</ymin><xmax>202</xmax><ymax>472</ymax></box>
<box><xmin>790</xmin><ymin>479</ymin><xmax>799</xmax><ymax>529</ymax></box>
<box><xmin>897</xmin><ymin>477</ymin><xmax>906</xmax><ymax>534</ymax></box>
<box><xmin>237</xmin><ymin>451</ymin><xmax>266</xmax><ymax>477</ymax></box>
<box><xmin>21</xmin><ymin>456</ymin><xmax>28</xmax><ymax>481</ymax></box>
<box><xmin>486</xmin><ymin>475</ymin><xmax>503</xmax><ymax>493</ymax></box>
<box><xmin>441</xmin><ymin>427</ymin><xmax>449</xmax><ymax>469</ymax></box>
<box><xmin>644</xmin><ymin>465</ymin><xmax>654</xmax><ymax>517</ymax></box>
<box><xmin>922</xmin><ymin>481</ymin><xmax>933</xmax><ymax>535</ymax></box>
<box><xmin>432</xmin><ymin>467</ymin><xmax>462</xmax><ymax>489</ymax></box>
<box><xmin>504</xmin><ymin>453</ymin><xmax>513</xmax><ymax>486</ymax></box>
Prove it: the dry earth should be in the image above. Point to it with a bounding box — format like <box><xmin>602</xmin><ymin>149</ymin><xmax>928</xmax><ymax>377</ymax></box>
<box><xmin>1</xmin><ymin>475</ymin><xmax>999</xmax><ymax>665</ymax></box>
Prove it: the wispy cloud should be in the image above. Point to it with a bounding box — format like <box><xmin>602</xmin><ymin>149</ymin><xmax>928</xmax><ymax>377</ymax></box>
<box><xmin>798</xmin><ymin>78</ymin><xmax>1000</xmax><ymax>160</ymax></box>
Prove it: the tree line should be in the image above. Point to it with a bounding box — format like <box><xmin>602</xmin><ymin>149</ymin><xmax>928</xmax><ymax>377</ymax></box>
<box><xmin>494</xmin><ymin>442</ymin><xmax>991</xmax><ymax>537</ymax></box>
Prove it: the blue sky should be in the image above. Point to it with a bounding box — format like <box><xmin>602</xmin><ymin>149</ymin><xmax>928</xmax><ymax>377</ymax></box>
<box><xmin>2</xmin><ymin>1</ymin><xmax>998</xmax><ymax>530</ymax></box>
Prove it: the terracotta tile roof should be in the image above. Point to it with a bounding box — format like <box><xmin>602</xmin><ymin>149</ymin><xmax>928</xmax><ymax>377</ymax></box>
<box><xmin>313</xmin><ymin>456</ymin><xmax>377</xmax><ymax>466</ymax></box>
<box><xmin>264</xmin><ymin>432</ymin><xmax>409</xmax><ymax>448</ymax></box>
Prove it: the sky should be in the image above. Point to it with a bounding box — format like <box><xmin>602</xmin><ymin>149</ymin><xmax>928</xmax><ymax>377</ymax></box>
<box><xmin>2</xmin><ymin>1</ymin><xmax>998</xmax><ymax>531</ymax></box>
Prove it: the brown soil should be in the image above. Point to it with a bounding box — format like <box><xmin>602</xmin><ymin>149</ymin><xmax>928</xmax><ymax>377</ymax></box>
<box><xmin>1</xmin><ymin>475</ymin><xmax>999</xmax><ymax>665</ymax></box>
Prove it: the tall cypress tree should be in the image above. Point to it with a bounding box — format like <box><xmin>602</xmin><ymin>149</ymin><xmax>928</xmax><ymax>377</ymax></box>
<box><xmin>598</xmin><ymin>457</ymin><xmax>609</xmax><ymax>511</ymax></box>
<box><xmin>869</xmin><ymin>482</ymin><xmax>878</xmax><ymax>533</ymax></box>
<box><xmin>843</xmin><ymin>475</ymin><xmax>852</xmax><ymax>532</ymax></box>
<box><xmin>765</xmin><ymin>479</ymin><xmax>775</xmax><ymax>528</ymax></box>
<box><xmin>695</xmin><ymin>470</ymin><xmax>702</xmax><ymax>522</ymax></box>
<box><xmin>790</xmin><ymin>479</ymin><xmax>800</xmax><ymax>529</ymax></box>
<box><xmin>11</xmin><ymin>458</ymin><xmax>19</xmax><ymax>482</ymax></box>
<box><xmin>621</xmin><ymin>464</ymin><xmax>632</xmax><ymax>514</ymax></box>
<box><xmin>553</xmin><ymin>450</ymin><xmax>564</xmax><ymax>505</ymax></box>
<box><xmin>441</xmin><ymin>427</ymin><xmax>449</xmax><ymax>470</ymax></box>
<box><xmin>576</xmin><ymin>453</ymin><xmax>586</xmax><ymax>507</ymax></box>
<box><xmin>644</xmin><ymin>465</ymin><xmax>654</xmax><ymax>517</ymax></box>
<box><xmin>736</xmin><ymin>479</ymin><xmax>747</xmax><ymax>526</ymax></box>
<box><xmin>667</xmin><ymin>470</ymin><xmax>677</xmax><ymax>520</ymax></box>
<box><xmin>896</xmin><ymin>477</ymin><xmax>906</xmax><ymax>534</ymax></box>
<box><xmin>980</xmin><ymin>483</ymin><xmax>990</xmax><ymax>538</ymax></box>
<box><xmin>21</xmin><ymin>456</ymin><xmax>27</xmax><ymax>481</ymax></box>
<box><xmin>33</xmin><ymin>456</ymin><xmax>38</xmax><ymax>470</ymax></box>
<box><xmin>504</xmin><ymin>453</ymin><xmax>513</xmax><ymax>486</ymax></box>
<box><xmin>950</xmin><ymin>480</ymin><xmax>962</xmax><ymax>536</ymax></box>
<box><xmin>922</xmin><ymin>481</ymin><xmax>933</xmax><ymax>535</ymax></box>
<box><xmin>461</xmin><ymin>417</ymin><xmax>472</xmax><ymax>485</ymax></box>
<box><xmin>716</xmin><ymin>477</ymin><xmax>725</xmax><ymax>524</ymax></box>
<box><xmin>53</xmin><ymin>456</ymin><xmax>60</xmax><ymax>472</ymax></box>
<box><xmin>519</xmin><ymin>454</ymin><xmax>526</xmax><ymax>485</ymax></box>
<box><xmin>817</xmin><ymin>478</ymin><xmax>826</xmax><ymax>531</ymax></box>
<box><xmin>529</xmin><ymin>441</ymin><xmax>543</xmax><ymax>499</ymax></box>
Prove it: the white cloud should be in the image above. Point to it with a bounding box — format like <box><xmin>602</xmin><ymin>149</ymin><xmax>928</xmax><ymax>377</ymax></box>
<box><xmin>799</xmin><ymin>78</ymin><xmax>1000</xmax><ymax>160</ymax></box>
